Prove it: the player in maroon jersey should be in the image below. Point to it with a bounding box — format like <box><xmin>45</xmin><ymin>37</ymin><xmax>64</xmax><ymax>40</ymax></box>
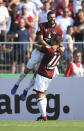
<box><xmin>32</xmin><ymin>35</ymin><xmax>64</xmax><ymax>121</ymax></box>
<box><xmin>39</xmin><ymin>11</ymin><xmax>63</xmax><ymax>46</ymax></box>
<box><xmin>11</xmin><ymin>11</ymin><xmax>63</xmax><ymax>98</ymax></box>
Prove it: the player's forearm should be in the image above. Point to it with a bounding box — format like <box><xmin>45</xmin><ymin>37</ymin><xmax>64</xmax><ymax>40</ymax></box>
<box><xmin>33</xmin><ymin>43</ymin><xmax>42</xmax><ymax>51</ymax></box>
<box><xmin>59</xmin><ymin>46</ymin><xmax>65</xmax><ymax>54</ymax></box>
<box><xmin>38</xmin><ymin>35</ymin><xmax>49</xmax><ymax>46</ymax></box>
<box><xmin>39</xmin><ymin>39</ymin><xmax>49</xmax><ymax>46</ymax></box>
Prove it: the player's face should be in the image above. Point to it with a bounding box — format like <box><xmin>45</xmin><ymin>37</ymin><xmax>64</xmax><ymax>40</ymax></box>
<box><xmin>74</xmin><ymin>53</ymin><xmax>81</xmax><ymax>63</ymax></box>
<box><xmin>47</xmin><ymin>13</ymin><xmax>56</xmax><ymax>26</ymax></box>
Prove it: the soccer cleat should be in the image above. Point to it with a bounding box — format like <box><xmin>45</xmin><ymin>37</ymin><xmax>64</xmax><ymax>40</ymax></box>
<box><xmin>20</xmin><ymin>89</ymin><xmax>27</xmax><ymax>101</ymax></box>
<box><xmin>36</xmin><ymin>115</ymin><xmax>47</xmax><ymax>121</ymax></box>
<box><xmin>11</xmin><ymin>84</ymin><xmax>18</xmax><ymax>95</ymax></box>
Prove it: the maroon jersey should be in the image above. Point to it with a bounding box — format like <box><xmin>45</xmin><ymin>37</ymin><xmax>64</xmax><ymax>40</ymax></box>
<box><xmin>38</xmin><ymin>46</ymin><xmax>62</xmax><ymax>78</ymax></box>
<box><xmin>39</xmin><ymin>22</ymin><xmax>63</xmax><ymax>45</ymax></box>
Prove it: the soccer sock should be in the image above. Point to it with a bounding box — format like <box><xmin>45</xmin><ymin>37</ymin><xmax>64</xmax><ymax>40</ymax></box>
<box><xmin>37</xmin><ymin>96</ymin><xmax>47</xmax><ymax>120</ymax></box>
<box><xmin>25</xmin><ymin>77</ymin><xmax>35</xmax><ymax>91</ymax></box>
<box><xmin>15</xmin><ymin>70</ymin><xmax>26</xmax><ymax>86</ymax></box>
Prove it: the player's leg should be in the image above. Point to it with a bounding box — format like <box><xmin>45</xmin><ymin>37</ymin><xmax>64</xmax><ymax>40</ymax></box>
<box><xmin>20</xmin><ymin>76</ymin><xmax>35</xmax><ymax>101</ymax></box>
<box><xmin>11</xmin><ymin>68</ymin><xmax>31</xmax><ymax>95</ymax></box>
<box><xmin>33</xmin><ymin>74</ymin><xmax>52</xmax><ymax>120</ymax></box>
<box><xmin>20</xmin><ymin>63</ymin><xmax>41</xmax><ymax>101</ymax></box>
<box><xmin>11</xmin><ymin>49</ymin><xmax>44</xmax><ymax>95</ymax></box>
<box><xmin>37</xmin><ymin>92</ymin><xmax>47</xmax><ymax>121</ymax></box>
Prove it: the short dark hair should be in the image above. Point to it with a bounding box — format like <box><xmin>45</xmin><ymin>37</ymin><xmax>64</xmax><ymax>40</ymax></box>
<box><xmin>47</xmin><ymin>10</ymin><xmax>55</xmax><ymax>18</ymax></box>
<box><xmin>51</xmin><ymin>35</ymin><xmax>62</xmax><ymax>46</ymax></box>
<box><xmin>67</xmin><ymin>25</ymin><xmax>73</xmax><ymax>30</ymax></box>
<box><xmin>73</xmin><ymin>50</ymin><xmax>81</xmax><ymax>56</ymax></box>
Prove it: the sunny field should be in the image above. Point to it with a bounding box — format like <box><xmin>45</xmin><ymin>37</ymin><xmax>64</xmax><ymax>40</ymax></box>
<box><xmin>0</xmin><ymin>120</ymin><xmax>84</xmax><ymax>131</ymax></box>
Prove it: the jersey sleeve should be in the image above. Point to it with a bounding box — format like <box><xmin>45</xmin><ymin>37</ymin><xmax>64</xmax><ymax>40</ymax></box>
<box><xmin>39</xmin><ymin>23</ymin><xmax>44</xmax><ymax>35</ymax></box>
<box><xmin>41</xmin><ymin>46</ymin><xmax>51</xmax><ymax>54</ymax></box>
<box><xmin>64</xmin><ymin>64</ymin><xmax>73</xmax><ymax>77</ymax></box>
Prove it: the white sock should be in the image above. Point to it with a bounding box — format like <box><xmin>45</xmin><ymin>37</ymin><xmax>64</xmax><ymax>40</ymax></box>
<box><xmin>25</xmin><ymin>77</ymin><xmax>35</xmax><ymax>91</ymax></box>
<box><xmin>15</xmin><ymin>70</ymin><xmax>26</xmax><ymax>86</ymax></box>
<box><xmin>37</xmin><ymin>97</ymin><xmax>47</xmax><ymax>117</ymax></box>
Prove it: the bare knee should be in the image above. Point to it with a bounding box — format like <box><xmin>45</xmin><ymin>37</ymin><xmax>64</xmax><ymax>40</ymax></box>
<box><xmin>24</xmin><ymin>67</ymin><xmax>31</xmax><ymax>74</ymax></box>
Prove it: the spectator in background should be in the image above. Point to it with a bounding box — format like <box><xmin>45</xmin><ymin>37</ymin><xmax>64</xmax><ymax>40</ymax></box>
<box><xmin>38</xmin><ymin>1</ymin><xmax>51</xmax><ymax>24</ymax></box>
<box><xmin>8</xmin><ymin>0</ymin><xmax>20</xmax><ymax>12</ymax></box>
<box><xmin>56</xmin><ymin>7</ymin><xmax>74</xmax><ymax>39</ymax></box>
<box><xmin>30</xmin><ymin>0</ymin><xmax>43</xmax><ymax>13</ymax></box>
<box><xmin>18</xmin><ymin>0</ymin><xmax>38</xmax><ymax>41</ymax></box>
<box><xmin>64</xmin><ymin>50</ymin><xmax>84</xmax><ymax>77</ymax></box>
<box><xmin>8</xmin><ymin>0</ymin><xmax>20</xmax><ymax>6</ymax></box>
<box><xmin>74</xmin><ymin>0</ymin><xmax>84</xmax><ymax>20</ymax></box>
<box><xmin>9</xmin><ymin>4</ymin><xmax>18</xmax><ymax>32</ymax></box>
<box><xmin>0</xmin><ymin>0</ymin><xmax>9</xmax><ymax>42</ymax></box>
<box><xmin>50</xmin><ymin>0</ymin><xmax>73</xmax><ymax>17</ymax></box>
<box><xmin>73</xmin><ymin>0</ymin><xmax>82</xmax><ymax>16</ymax></box>
<box><xmin>50</xmin><ymin>0</ymin><xmax>64</xmax><ymax>10</ymax></box>
<box><xmin>15</xmin><ymin>5</ymin><xmax>34</xmax><ymax>37</ymax></box>
<box><xmin>74</xmin><ymin>9</ymin><xmax>84</xmax><ymax>52</ymax></box>
<box><xmin>8</xmin><ymin>18</ymin><xmax>32</xmax><ymax>73</ymax></box>
<box><xmin>63</xmin><ymin>25</ymin><xmax>74</xmax><ymax>64</ymax></box>
<box><xmin>81</xmin><ymin>0</ymin><xmax>84</xmax><ymax>10</ymax></box>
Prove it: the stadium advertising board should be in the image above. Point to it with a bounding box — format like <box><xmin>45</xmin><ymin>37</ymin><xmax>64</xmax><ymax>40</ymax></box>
<box><xmin>0</xmin><ymin>77</ymin><xmax>84</xmax><ymax>120</ymax></box>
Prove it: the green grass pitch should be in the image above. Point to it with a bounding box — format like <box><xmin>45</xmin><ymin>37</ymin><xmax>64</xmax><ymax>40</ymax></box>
<box><xmin>0</xmin><ymin>120</ymin><xmax>84</xmax><ymax>131</ymax></box>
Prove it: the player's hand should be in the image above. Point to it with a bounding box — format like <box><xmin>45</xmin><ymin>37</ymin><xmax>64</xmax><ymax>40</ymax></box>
<box><xmin>14</xmin><ymin>33</ymin><xmax>18</xmax><ymax>38</ymax></box>
<box><xmin>52</xmin><ymin>45</ymin><xmax>58</xmax><ymax>51</ymax></box>
<box><xmin>59</xmin><ymin>46</ymin><xmax>65</xmax><ymax>53</ymax></box>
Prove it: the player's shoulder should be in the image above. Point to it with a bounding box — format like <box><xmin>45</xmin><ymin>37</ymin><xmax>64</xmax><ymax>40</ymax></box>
<box><xmin>42</xmin><ymin>45</ymin><xmax>52</xmax><ymax>51</ymax></box>
<box><xmin>39</xmin><ymin>22</ymin><xmax>48</xmax><ymax>27</ymax></box>
<box><xmin>55</xmin><ymin>23</ymin><xmax>62</xmax><ymax>30</ymax></box>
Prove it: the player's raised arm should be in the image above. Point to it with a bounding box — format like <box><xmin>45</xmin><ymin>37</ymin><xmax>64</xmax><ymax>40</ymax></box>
<box><xmin>33</xmin><ymin>43</ymin><xmax>43</xmax><ymax>51</ymax></box>
<box><xmin>38</xmin><ymin>34</ymin><xmax>49</xmax><ymax>46</ymax></box>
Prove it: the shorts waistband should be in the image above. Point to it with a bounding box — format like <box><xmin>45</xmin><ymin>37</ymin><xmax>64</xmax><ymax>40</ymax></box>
<box><xmin>38</xmin><ymin>73</ymin><xmax>52</xmax><ymax>79</ymax></box>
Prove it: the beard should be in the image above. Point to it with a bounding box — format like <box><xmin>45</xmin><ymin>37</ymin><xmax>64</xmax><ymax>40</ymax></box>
<box><xmin>48</xmin><ymin>19</ymin><xmax>56</xmax><ymax>26</ymax></box>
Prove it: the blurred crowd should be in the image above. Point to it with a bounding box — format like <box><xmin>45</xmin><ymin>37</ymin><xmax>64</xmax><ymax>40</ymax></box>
<box><xmin>0</xmin><ymin>0</ymin><xmax>84</xmax><ymax>74</ymax></box>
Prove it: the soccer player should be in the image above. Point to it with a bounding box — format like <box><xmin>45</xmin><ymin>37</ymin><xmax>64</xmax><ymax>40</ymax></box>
<box><xmin>11</xmin><ymin>11</ymin><xmax>63</xmax><ymax>96</ymax></box>
<box><xmin>30</xmin><ymin>35</ymin><xmax>64</xmax><ymax>121</ymax></box>
<box><xmin>64</xmin><ymin>50</ymin><xmax>84</xmax><ymax>77</ymax></box>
